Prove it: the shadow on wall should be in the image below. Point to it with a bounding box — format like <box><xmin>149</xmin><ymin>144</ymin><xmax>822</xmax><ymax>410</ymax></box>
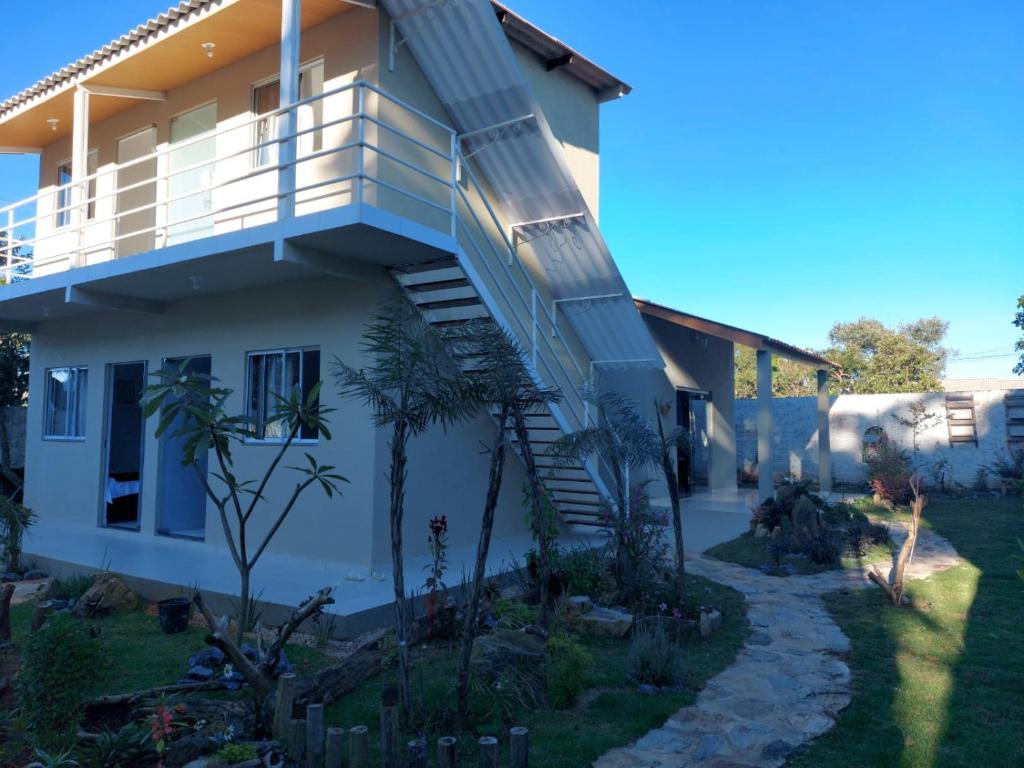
<box><xmin>736</xmin><ymin>389</ymin><xmax>1021</xmax><ymax>490</ymax></box>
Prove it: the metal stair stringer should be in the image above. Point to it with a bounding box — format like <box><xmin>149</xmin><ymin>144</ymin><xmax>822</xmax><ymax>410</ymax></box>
<box><xmin>387</xmin><ymin>247</ymin><xmax>615</xmax><ymax>532</ymax></box>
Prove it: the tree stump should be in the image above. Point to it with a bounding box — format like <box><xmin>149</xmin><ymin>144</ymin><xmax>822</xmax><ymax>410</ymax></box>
<box><xmin>349</xmin><ymin>725</ymin><xmax>369</xmax><ymax>768</ymax></box>
<box><xmin>478</xmin><ymin>736</ymin><xmax>498</xmax><ymax>768</ymax></box>
<box><xmin>0</xmin><ymin>583</ymin><xmax>15</xmax><ymax>641</ymax></box>
<box><xmin>30</xmin><ymin>599</ymin><xmax>60</xmax><ymax>632</ymax></box>
<box><xmin>510</xmin><ymin>727</ymin><xmax>529</xmax><ymax>768</ymax></box>
<box><xmin>324</xmin><ymin>727</ymin><xmax>345</xmax><ymax>768</ymax></box>
<box><xmin>438</xmin><ymin>736</ymin><xmax>458</xmax><ymax>768</ymax></box>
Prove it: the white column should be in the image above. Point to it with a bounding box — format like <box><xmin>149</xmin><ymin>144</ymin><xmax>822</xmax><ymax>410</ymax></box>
<box><xmin>277</xmin><ymin>0</ymin><xmax>301</xmax><ymax>221</ymax></box>
<box><xmin>756</xmin><ymin>349</ymin><xmax>774</xmax><ymax>501</ymax></box>
<box><xmin>70</xmin><ymin>87</ymin><xmax>90</xmax><ymax>267</ymax></box>
<box><xmin>817</xmin><ymin>368</ymin><xmax>832</xmax><ymax>495</ymax></box>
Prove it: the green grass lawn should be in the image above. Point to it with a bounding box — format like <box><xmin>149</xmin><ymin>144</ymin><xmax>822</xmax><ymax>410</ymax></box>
<box><xmin>791</xmin><ymin>495</ymin><xmax>1024</xmax><ymax>768</ymax></box>
<box><xmin>325</xmin><ymin>573</ymin><xmax>749</xmax><ymax>768</ymax></box>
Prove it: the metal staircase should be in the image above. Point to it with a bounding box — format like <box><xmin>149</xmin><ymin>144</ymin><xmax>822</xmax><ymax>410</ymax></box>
<box><xmin>389</xmin><ymin>255</ymin><xmax>611</xmax><ymax>530</ymax></box>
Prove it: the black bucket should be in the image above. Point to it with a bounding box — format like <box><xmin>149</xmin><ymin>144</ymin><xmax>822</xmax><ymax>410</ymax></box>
<box><xmin>158</xmin><ymin>597</ymin><xmax>191</xmax><ymax>634</ymax></box>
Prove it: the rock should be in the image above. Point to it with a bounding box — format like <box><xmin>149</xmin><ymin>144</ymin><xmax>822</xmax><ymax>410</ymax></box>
<box><xmin>0</xmin><ymin>572</ymin><xmax>19</xmax><ymax>583</ymax></box>
<box><xmin>761</xmin><ymin>739</ymin><xmax>795</xmax><ymax>760</ymax></box>
<box><xmin>523</xmin><ymin>623</ymin><xmax>548</xmax><ymax>641</ymax></box>
<box><xmin>637</xmin><ymin>683</ymin><xmax>657</xmax><ymax>695</ymax></box>
<box><xmin>23</xmin><ymin>569</ymin><xmax>48</xmax><ymax>580</ymax></box>
<box><xmin>754</xmin><ymin>524</ymin><xmax>769</xmax><ymax>538</ymax></box>
<box><xmin>566</xmin><ymin>595</ymin><xmax>592</xmax><ymax>615</ymax></box>
<box><xmin>699</xmin><ymin>608</ymin><xmax>722</xmax><ymax>639</ymax></box>
<box><xmin>189</xmin><ymin>647</ymin><xmax>226</xmax><ymax>669</ymax></box>
<box><xmin>72</xmin><ymin>572</ymin><xmax>138</xmax><ymax>617</ymax></box>
<box><xmin>185</xmin><ymin>664</ymin><xmax>215</xmax><ymax>682</ymax></box>
<box><xmin>471</xmin><ymin>628</ymin><xmax>545</xmax><ymax>678</ymax></box>
<box><xmin>577</xmin><ymin>606</ymin><xmax>633</xmax><ymax>638</ymax></box>
<box><xmin>791</xmin><ymin>497</ymin><xmax>821</xmax><ymax>541</ymax></box>
<box><xmin>182</xmin><ymin>761</ymin><xmax>210</xmax><ymax>768</ymax></box>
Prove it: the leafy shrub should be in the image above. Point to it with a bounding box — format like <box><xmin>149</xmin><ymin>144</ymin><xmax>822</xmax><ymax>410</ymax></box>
<box><xmin>801</xmin><ymin>530</ymin><xmax>843</xmax><ymax>566</ymax></box>
<box><xmin>972</xmin><ymin>466</ymin><xmax>989</xmax><ymax>492</ymax></box>
<box><xmin>987</xmin><ymin>448</ymin><xmax>1024</xmax><ymax>481</ymax></box>
<box><xmin>751</xmin><ymin>498</ymin><xmax>785</xmax><ymax>530</ymax></box>
<box><xmin>844</xmin><ymin>519</ymin><xmax>891</xmax><ymax>557</ymax></box>
<box><xmin>18</xmin><ymin>612</ymin><xmax>101</xmax><ymax>752</ymax></box>
<box><xmin>0</xmin><ymin>497</ymin><xmax>36</xmax><ymax>572</ymax></box>
<box><xmin>544</xmin><ymin>633</ymin><xmax>592</xmax><ymax>708</ymax></box>
<box><xmin>557</xmin><ymin>546</ymin><xmax>615</xmax><ymax>599</ymax></box>
<box><xmin>81</xmin><ymin>723</ymin><xmax>149</xmax><ymax>768</ymax></box>
<box><xmin>627</xmin><ymin>622</ymin><xmax>680</xmax><ymax>687</ymax></box>
<box><xmin>864</xmin><ymin>436</ymin><xmax>913</xmax><ymax>504</ymax></box>
<box><xmin>610</xmin><ymin>485</ymin><xmax>670</xmax><ymax>606</ymax></box>
<box><xmin>213</xmin><ymin>742</ymin><xmax>258</xmax><ymax>764</ymax></box>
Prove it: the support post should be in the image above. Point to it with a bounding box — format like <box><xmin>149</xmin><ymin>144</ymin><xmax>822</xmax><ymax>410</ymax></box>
<box><xmin>816</xmin><ymin>368</ymin><xmax>832</xmax><ymax>495</ymax></box>
<box><xmin>380</xmin><ymin>695</ymin><xmax>400</xmax><ymax>768</ymax></box>
<box><xmin>70</xmin><ymin>87</ymin><xmax>90</xmax><ymax>267</ymax></box>
<box><xmin>478</xmin><ymin>736</ymin><xmax>498</xmax><ymax>768</ymax></box>
<box><xmin>438</xmin><ymin>736</ymin><xmax>458</xmax><ymax>768</ymax></box>
<box><xmin>288</xmin><ymin>718</ymin><xmax>307</xmax><ymax>761</ymax></box>
<box><xmin>277</xmin><ymin>0</ymin><xmax>301</xmax><ymax>221</ymax></box>
<box><xmin>349</xmin><ymin>725</ymin><xmax>369</xmax><ymax>768</ymax></box>
<box><xmin>273</xmin><ymin>673</ymin><xmax>297</xmax><ymax>741</ymax></box>
<box><xmin>756</xmin><ymin>350</ymin><xmax>774</xmax><ymax>501</ymax></box>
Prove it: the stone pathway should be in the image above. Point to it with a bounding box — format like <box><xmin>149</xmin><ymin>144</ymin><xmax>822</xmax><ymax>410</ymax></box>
<box><xmin>594</xmin><ymin>524</ymin><xmax>961</xmax><ymax>768</ymax></box>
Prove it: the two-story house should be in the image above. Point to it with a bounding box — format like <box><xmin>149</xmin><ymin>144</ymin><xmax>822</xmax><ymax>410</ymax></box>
<box><xmin>0</xmin><ymin>0</ymin><xmax>676</xmax><ymax>626</ymax></box>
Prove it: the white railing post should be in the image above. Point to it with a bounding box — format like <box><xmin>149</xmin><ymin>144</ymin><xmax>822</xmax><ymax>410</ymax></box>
<box><xmin>356</xmin><ymin>85</ymin><xmax>365</xmax><ymax>206</ymax></box>
<box><xmin>530</xmin><ymin>287</ymin><xmax>538</xmax><ymax>367</ymax></box>
<box><xmin>449</xmin><ymin>135</ymin><xmax>458</xmax><ymax>237</ymax></box>
<box><xmin>277</xmin><ymin>0</ymin><xmax>301</xmax><ymax>222</ymax></box>
<box><xmin>4</xmin><ymin>209</ymin><xmax>13</xmax><ymax>282</ymax></box>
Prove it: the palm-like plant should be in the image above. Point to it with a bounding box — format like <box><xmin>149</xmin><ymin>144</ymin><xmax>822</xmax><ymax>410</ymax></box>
<box><xmin>332</xmin><ymin>299</ymin><xmax>476</xmax><ymax>720</ymax></box>
<box><xmin>551</xmin><ymin>392</ymin><xmax>660</xmax><ymax>587</ymax></box>
<box><xmin>140</xmin><ymin>363</ymin><xmax>346</xmax><ymax>644</ymax></box>
<box><xmin>449</xmin><ymin>320</ymin><xmax>560</xmax><ymax>726</ymax></box>
<box><xmin>653</xmin><ymin>401</ymin><xmax>691</xmax><ymax>612</ymax></box>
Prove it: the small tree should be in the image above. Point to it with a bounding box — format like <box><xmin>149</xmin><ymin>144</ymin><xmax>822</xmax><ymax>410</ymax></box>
<box><xmin>0</xmin><ymin>497</ymin><xmax>36</xmax><ymax>573</ymax></box>
<box><xmin>870</xmin><ymin>473</ymin><xmax>925</xmax><ymax>606</ymax></box>
<box><xmin>551</xmin><ymin>393</ymin><xmax>660</xmax><ymax>592</ymax></box>
<box><xmin>452</xmin><ymin>320</ymin><xmax>560</xmax><ymax>727</ymax></box>
<box><xmin>140</xmin><ymin>362</ymin><xmax>345</xmax><ymax>644</ymax></box>
<box><xmin>892</xmin><ymin>398</ymin><xmax>942</xmax><ymax>467</ymax></box>
<box><xmin>332</xmin><ymin>300</ymin><xmax>475</xmax><ymax>720</ymax></box>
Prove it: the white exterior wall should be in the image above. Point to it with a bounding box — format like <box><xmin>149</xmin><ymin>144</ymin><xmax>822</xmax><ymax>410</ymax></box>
<box><xmin>736</xmin><ymin>389</ymin><xmax>1019</xmax><ymax>488</ymax></box>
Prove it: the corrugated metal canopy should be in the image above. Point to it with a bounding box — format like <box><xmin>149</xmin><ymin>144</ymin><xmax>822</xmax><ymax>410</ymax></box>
<box><xmin>383</xmin><ymin>0</ymin><xmax>662</xmax><ymax>370</ymax></box>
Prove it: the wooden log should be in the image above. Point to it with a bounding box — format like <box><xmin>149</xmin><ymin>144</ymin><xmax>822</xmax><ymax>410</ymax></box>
<box><xmin>289</xmin><ymin>718</ymin><xmax>307</xmax><ymax>762</ymax></box>
<box><xmin>0</xmin><ymin>583</ymin><xmax>14</xmax><ymax>641</ymax></box>
<box><xmin>349</xmin><ymin>725</ymin><xmax>369</xmax><ymax>768</ymax></box>
<box><xmin>324</xmin><ymin>727</ymin><xmax>345</xmax><ymax>768</ymax></box>
<box><xmin>306</xmin><ymin>703</ymin><xmax>325</xmax><ymax>768</ymax></box>
<box><xmin>478</xmin><ymin>736</ymin><xmax>498</xmax><ymax>768</ymax></box>
<box><xmin>273</xmin><ymin>673</ymin><xmax>298</xmax><ymax>742</ymax></box>
<box><xmin>438</xmin><ymin>736</ymin><xmax>458</xmax><ymax>768</ymax></box>
<box><xmin>380</xmin><ymin>687</ymin><xmax>401</xmax><ymax>768</ymax></box>
<box><xmin>509</xmin><ymin>727</ymin><xmax>529</xmax><ymax>768</ymax></box>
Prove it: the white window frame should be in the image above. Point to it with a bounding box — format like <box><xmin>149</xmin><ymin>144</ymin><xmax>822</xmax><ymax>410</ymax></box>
<box><xmin>55</xmin><ymin>150</ymin><xmax>98</xmax><ymax>229</ymax></box>
<box><xmin>244</xmin><ymin>346</ymin><xmax>321</xmax><ymax>444</ymax></box>
<box><xmin>251</xmin><ymin>57</ymin><xmax>325</xmax><ymax>169</ymax></box>
<box><xmin>43</xmin><ymin>366</ymin><xmax>88</xmax><ymax>441</ymax></box>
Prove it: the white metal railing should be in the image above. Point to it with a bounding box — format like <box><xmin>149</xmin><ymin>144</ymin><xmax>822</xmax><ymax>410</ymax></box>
<box><xmin>0</xmin><ymin>81</ymin><xmax>457</xmax><ymax>282</ymax></box>
<box><xmin>0</xmin><ymin>80</ymin><xmax>597</xmax><ymax>438</ymax></box>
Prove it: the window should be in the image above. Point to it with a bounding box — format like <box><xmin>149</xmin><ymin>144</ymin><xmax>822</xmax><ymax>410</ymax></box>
<box><xmin>246</xmin><ymin>348</ymin><xmax>320</xmax><ymax>441</ymax></box>
<box><xmin>55</xmin><ymin>152</ymin><xmax>97</xmax><ymax>226</ymax></box>
<box><xmin>44</xmin><ymin>367</ymin><xmax>88</xmax><ymax>439</ymax></box>
<box><xmin>252</xmin><ymin>59</ymin><xmax>325</xmax><ymax>167</ymax></box>
<box><xmin>55</xmin><ymin>163</ymin><xmax>72</xmax><ymax>228</ymax></box>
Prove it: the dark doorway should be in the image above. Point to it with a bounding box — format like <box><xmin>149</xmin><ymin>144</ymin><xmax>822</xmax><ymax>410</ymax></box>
<box><xmin>156</xmin><ymin>356</ymin><xmax>211</xmax><ymax>539</ymax></box>
<box><xmin>102</xmin><ymin>362</ymin><xmax>146</xmax><ymax>529</ymax></box>
<box><xmin>676</xmin><ymin>389</ymin><xmax>711</xmax><ymax>495</ymax></box>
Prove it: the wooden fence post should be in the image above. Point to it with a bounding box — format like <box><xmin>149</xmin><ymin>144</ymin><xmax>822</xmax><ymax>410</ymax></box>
<box><xmin>273</xmin><ymin>673</ymin><xmax>298</xmax><ymax>741</ymax></box>
<box><xmin>380</xmin><ymin>686</ymin><xmax>401</xmax><ymax>768</ymax></box>
<box><xmin>478</xmin><ymin>736</ymin><xmax>498</xmax><ymax>768</ymax></box>
<box><xmin>438</xmin><ymin>736</ymin><xmax>458</xmax><ymax>768</ymax></box>
<box><xmin>306</xmin><ymin>703</ymin><xmax>325</xmax><ymax>768</ymax></box>
<box><xmin>289</xmin><ymin>718</ymin><xmax>307</xmax><ymax>762</ymax></box>
<box><xmin>350</xmin><ymin>724</ymin><xmax>369</xmax><ymax>768</ymax></box>
<box><xmin>407</xmin><ymin>738</ymin><xmax>427</xmax><ymax>768</ymax></box>
<box><xmin>325</xmin><ymin>727</ymin><xmax>345</xmax><ymax>768</ymax></box>
<box><xmin>0</xmin><ymin>583</ymin><xmax>15</xmax><ymax>641</ymax></box>
<box><xmin>510</xmin><ymin>727</ymin><xmax>529</xmax><ymax>768</ymax></box>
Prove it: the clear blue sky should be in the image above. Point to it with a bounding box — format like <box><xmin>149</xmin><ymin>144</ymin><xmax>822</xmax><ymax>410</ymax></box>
<box><xmin>1</xmin><ymin>1</ymin><xmax>1021</xmax><ymax>378</ymax></box>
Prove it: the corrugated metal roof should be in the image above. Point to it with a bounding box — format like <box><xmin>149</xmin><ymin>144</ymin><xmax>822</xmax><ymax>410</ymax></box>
<box><xmin>635</xmin><ymin>298</ymin><xmax>835</xmax><ymax>369</ymax></box>
<box><xmin>383</xmin><ymin>0</ymin><xmax>662</xmax><ymax>369</ymax></box>
<box><xmin>0</xmin><ymin>0</ymin><xmax>629</xmax><ymax>118</ymax></box>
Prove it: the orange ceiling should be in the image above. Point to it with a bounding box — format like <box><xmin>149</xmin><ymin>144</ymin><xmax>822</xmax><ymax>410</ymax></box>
<box><xmin>0</xmin><ymin>0</ymin><xmax>352</xmax><ymax>149</ymax></box>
